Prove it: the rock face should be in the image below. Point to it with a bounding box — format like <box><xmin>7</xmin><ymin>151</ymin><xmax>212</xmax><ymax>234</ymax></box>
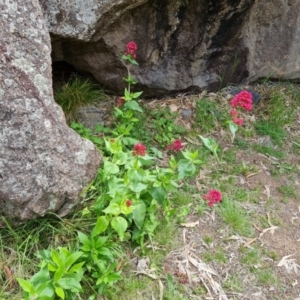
<box><xmin>245</xmin><ymin>0</ymin><xmax>300</xmax><ymax>82</ymax></box>
<box><xmin>40</xmin><ymin>0</ymin><xmax>300</xmax><ymax>95</ymax></box>
<box><xmin>0</xmin><ymin>0</ymin><xmax>101</xmax><ymax>225</ymax></box>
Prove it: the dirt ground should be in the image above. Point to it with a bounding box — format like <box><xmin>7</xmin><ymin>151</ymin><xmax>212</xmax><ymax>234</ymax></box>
<box><xmin>139</xmin><ymin>84</ymin><xmax>300</xmax><ymax>300</ymax></box>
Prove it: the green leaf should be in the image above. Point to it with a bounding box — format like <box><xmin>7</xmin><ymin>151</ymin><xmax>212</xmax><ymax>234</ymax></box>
<box><xmin>94</xmin><ymin>236</ymin><xmax>108</xmax><ymax>249</ymax></box>
<box><xmin>199</xmin><ymin>135</ymin><xmax>219</xmax><ymax>160</ymax></box>
<box><xmin>54</xmin><ymin>267</ymin><xmax>65</xmax><ymax>282</ymax></box>
<box><xmin>30</xmin><ymin>266</ymin><xmax>51</xmax><ymax>287</ymax></box>
<box><xmin>177</xmin><ymin>159</ymin><xmax>196</xmax><ymax>179</ymax></box>
<box><xmin>103</xmin><ymin>203</ymin><xmax>121</xmax><ymax>216</ymax></box>
<box><xmin>17</xmin><ymin>278</ymin><xmax>35</xmax><ymax>294</ymax></box>
<box><xmin>91</xmin><ymin>216</ymin><xmax>110</xmax><ymax>237</ymax></box>
<box><xmin>124</xmin><ymin>100</ymin><xmax>143</xmax><ymax>112</ymax></box>
<box><xmin>182</xmin><ymin>149</ymin><xmax>199</xmax><ymax>161</ymax></box>
<box><xmin>124</xmin><ymin>88</ymin><xmax>131</xmax><ymax>101</ymax></box>
<box><xmin>98</xmin><ymin>247</ymin><xmax>113</xmax><ymax>259</ymax></box>
<box><xmin>68</xmin><ymin>262</ymin><xmax>85</xmax><ymax>274</ymax></box>
<box><xmin>127</xmin><ymin>169</ymin><xmax>146</xmax><ymax>182</ymax></box>
<box><xmin>129</xmin><ymin>182</ymin><xmax>148</xmax><ymax>193</ymax></box>
<box><xmin>169</xmin><ymin>155</ymin><xmax>177</xmax><ymax>169</ymax></box>
<box><xmin>132</xmin><ymin>91</ymin><xmax>143</xmax><ymax>99</ymax></box>
<box><xmin>65</xmin><ymin>252</ymin><xmax>83</xmax><ymax>270</ymax></box>
<box><xmin>122</xmin><ymin>137</ymin><xmax>139</xmax><ymax>146</ymax></box>
<box><xmin>103</xmin><ymin>161</ymin><xmax>119</xmax><ymax>177</ymax></box>
<box><xmin>38</xmin><ymin>249</ymin><xmax>51</xmax><ymax>261</ymax></box>
<box><xmin>57</xmin><ymin>278</ymin><xmax>82</xmax><ymax>292</ymax></box>
<box><xmin>111</xmin><ymin>217</ymin><xmax>128</xmax><ymax>241</ymax></box>
<box><xmin>113</xmin><ymin>152</ymin><xmax>128</xmax><ymax>165</ymax></box>
<box><xmin>35</xmin><ymin>283</ymin><xmax>55</xmax><ymax>298</ymax></box>
<box><xmin>77</xmin><ymin>232</ymin><xmax>90</xmax><ymax>247</ymax></box>
<box><xmin>55</xmin><ymin>286</ymin><xmax>65</xmax><ymax>299</ymax></box>
<box><xmin>51</xmin><ymin>250</ymin><xmax>62</xmax><ymax>268</ymax></box>
<box><xmin>107</xmin><ymin>272</ymin><xmax>122</xmax><ymax>281</ymax></box>
<box><xmin>228</xmin><ymin>121</ymin><xmax>238</xmax><ymax>142</ymax></box>
<box><xmin>150</xmin><ymin>186</ymin><xmax>166</xmax><ymax>205</ymax></box>
<box><xmin>132</xmin><ymin>201</ymin><xmax>146</xmax><ymax>229</ymax></box>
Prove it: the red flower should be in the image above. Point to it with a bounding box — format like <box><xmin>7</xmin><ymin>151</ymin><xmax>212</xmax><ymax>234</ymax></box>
<box><xmin>167</xmin><ymin>139</ymin><xmax>183</xmax><ymax>152</ymax></box>
<box><xmin>202</xmin><ymin>190</ymin><xmax>222</xmax><ymax>207</ymax></box>
<box><xmin>230</xmin><ymin>109</ymin><xmax>238</xmax><ymax>117</ymax></box>
<box><xmin>125</xmin><ymin>41</ymin><xmax>137</xmax><ymax>58</ymax></box>
<box><xmin>132</xmin><ymin>143</ymin><xmax>146</xmax><ymax>156</ymax></box>
<box><xmin>116</xmin><ymin>97</ymin><xmax>125</xmax><ymax>107</ymax></box>
<box><xmin>127</xmin><ymin>41</ymin><xmax>137</xmax><ymax>53</ymax></box>
<box><xmin>232</xmin><ymin>117</ymin><xmax>244</xmax><ymax>126</ymax></box>
<box><xmin>231</xmin><ymin>91</ymin><xmax>252</xmax><ymax>111</ymax></box>
<box><xmin>125</xmin><ymin>199</ymin><xmax>132</xmax><ymax>207</ymax></box>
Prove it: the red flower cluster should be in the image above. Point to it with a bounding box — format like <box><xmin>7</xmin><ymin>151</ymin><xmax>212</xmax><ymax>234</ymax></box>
<box><xmin>231</xmin><ymin>91</ymin><xmax>252</xmax><ymax>111</ymax></box>
<box><xmin>166</xmin><ymin>139</ymin><xmax>183</xmax><ymax>152</ymax></box>
<box><xmin>132</xmin><ymin>143</ymin><xmax>146</xmax><ymax>156</ymax></box>
<box><xmin>232</xmin><ymin>117</ymin><xmax>244</xmax><ymax>125</ymax></box>
<box><xmin>229</xmin><ymin>91</ymin><xmax>252</xmax><ymax>126</ymax></box>
<box><xmin>202</xmin><ymin>190</ymin><xmax>222</xmax><ymax>207</ymax></box>
<box><xmin>125</xmin><ymin>41</ymin><xmax>137</xmax><ymax>59</ymax></box>
<box><xmin>116</xmin><ymin>97</ymin><xmax>125</xmax><ymax>107</ymax></box>
<box><xmin>125</xmin><ymin>199</ymin><xmax>132</xmax><ymax>207</ymax></box>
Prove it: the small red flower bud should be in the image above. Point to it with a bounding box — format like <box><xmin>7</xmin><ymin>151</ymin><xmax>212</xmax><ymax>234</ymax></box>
<box><xmin>232</xmin><ymin>118</ymin><xmax>244</xmax><ymax>126</ymax></box>
<box><xmin>132</xmin><ymin>143</ymin><xmax>146</xmax><ymax>156</ymax></box>
<box><xmin>124</xmin><ymin>41</ymin><xmax>138</xmax><ymax>59</ymax></box>
<box><xmin>166</xmin><ymin>139</ymin><xmax>183</xmax><ymax>152</ymax></box>
<box><xmin>116</xmin><ymin>97</ymin><xmax>125</xmax><ymax>107</ymax></box>
<box><xmin>126</xmin><ymin>199</ymin><xmax>132</xmax><ymax>207</ymax></box>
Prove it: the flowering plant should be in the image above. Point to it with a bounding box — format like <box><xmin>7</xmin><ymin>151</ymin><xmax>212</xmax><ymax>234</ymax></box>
<box><xmin>227</xmin><ymin>90</ymin><xmax>253</xmax><ymax>142</ymax></box>
<box><xmin>202</xmin><ymin>190</ymin><xmax>222</xmax><ymax>207</ymax></box>
<box><xmin>113</xmin><ymin>42</ymin><xmax>143</xmax><ymax>142</ymax></box>
<box><xmin>166</xmin><ymin>139</ymin><xmax>183</xmax><ymax>152</ymax></box>
<box><xmin>98</xmin><ymin>136</ymin><xmax>201</xmax><ymax>245</ymax></box>
<box><xmin>94</xmin><ymin>43</ymin><xmax>202</xmax><ymax>246</ymax></box>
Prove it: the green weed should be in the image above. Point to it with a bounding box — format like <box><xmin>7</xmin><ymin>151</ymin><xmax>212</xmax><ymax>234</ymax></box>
<box><xmin>195</xmin><ymin>97</ymin><xmax>220</xmax><ymax>133</ymax></box>
<box><xmin>277</xmin><ymin>185</ymin><xmax>297</xmax><ymax>198</ymax></box>
<box><xmin>240</xmin><ymin>248</ymin><xmax>260</xmax><ymax>265</ymax></box>
<box><xmin>132</xmin><ymin>106</ymin><xmax>186</xmax><ymax>148</ymax></box>
<box><xmin>224</xmin><ymin>274</ymin><xmax>243</xmax><ymax>292</ymax></box>
<box><xmin>203</xmin><ymin>247</ymin><xmax>227</xmax><ymax>263</ymax></box>
<box><xmin>254</xmin><ymin>268</ymin><xmax>277</xmax><ymax>285</ymax></box>
<box><xmin>255</xmin><ymin>121</ymin><xmax>286</xmax><ymax>146</ymax></box>
<box><xmin>265</xmin><ymin>87</ymin><xmax>295</xmax><ymax>126</ymax></box>
<box><xmin>252</xmin><ymin>144</ymin><xmax>285</xmax><ymax>159</ymax></box>
<box><xmin>217</xmin><ymin>197</ymin><xmax>253</xmax><ymax>236</ymax></box>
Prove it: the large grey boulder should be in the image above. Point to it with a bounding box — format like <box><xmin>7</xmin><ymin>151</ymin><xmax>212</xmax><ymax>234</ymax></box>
<box><xmin>245</xmin><ymin>0</ymin><xmax>300</xmax><ymax>82</ymax></box>
<box><xmin>0</xmin><ymin>0</ymin><xmax>101</xmax><ymax>225</ymax></box>
<box><xmin>40</xmin><ymin>0</ymin><xmax>300</xmax><ymax>95</ymax></box>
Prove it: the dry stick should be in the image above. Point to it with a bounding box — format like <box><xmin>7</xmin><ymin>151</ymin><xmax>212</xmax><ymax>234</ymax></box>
<box><xmin>4</xmin><ymin>266</ymin><xmax>13</xmax><ymax>288</ymax></box>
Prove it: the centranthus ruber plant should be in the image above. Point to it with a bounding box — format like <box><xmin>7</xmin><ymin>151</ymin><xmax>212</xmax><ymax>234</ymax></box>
<box><xmin>202</xmin><ymin>190</ymin><xmax>222</xmax><ymax>207</ymax></box>
<box><xmin>114</xmin><ymin>41</ymin><xmax>143</xmax><ymax>142</ymax></box>
<box><xmin>227</xmin><ymin>90</ymin><xmax>253</xmax><ymax>142</ymax></box>
<box><xmin>94</xmin><ymin>42</ymin><xmax>202</xmax><ymax>247</ymax></box>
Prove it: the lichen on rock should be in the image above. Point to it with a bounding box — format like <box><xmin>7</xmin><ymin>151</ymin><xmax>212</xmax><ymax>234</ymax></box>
<box><xmin>0</xmin><ymin>0</ymin><xmax>101</xmax><ymax>225</ymax></box>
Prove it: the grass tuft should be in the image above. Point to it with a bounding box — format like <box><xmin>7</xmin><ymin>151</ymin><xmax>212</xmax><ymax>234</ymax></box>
<box><xmin>217</xmin><ymin>197</ymin><xmax>253</xmax><ymax>237</ymax></box>
<box><xmin>54</xmin><ymin>75</ymin><xmax>104</xmax><ymax>124</ymax></box>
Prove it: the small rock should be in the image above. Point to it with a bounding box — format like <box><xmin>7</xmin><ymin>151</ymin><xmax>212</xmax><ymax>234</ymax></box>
<box><xmin>257</xmin><ymin>136</ymin><xmax>275</xmax><ymax>148</ymax></box>
<box><xmin>181</xmin><ymin>109</ymin><xmax>193</xmax><ymax>118</ymax></box>
<box><xmin>77</xmin><ymin>105</ymin><xmax>105</xmax><ymax>131</ymax></box>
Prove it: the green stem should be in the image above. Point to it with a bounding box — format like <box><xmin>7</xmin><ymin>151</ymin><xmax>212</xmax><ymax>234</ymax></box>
<box><xmin>127</xmin><ymin>65</ymin><xmax>131</xmax><ymax>94</ymax></box>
